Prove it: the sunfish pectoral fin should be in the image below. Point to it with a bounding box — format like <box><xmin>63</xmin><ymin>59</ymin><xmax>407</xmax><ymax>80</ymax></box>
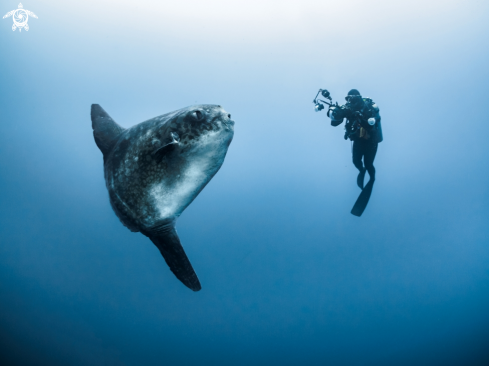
<box><xmin>145</xmin><ymin>226</ymin><xmax>201</xmax><ymax>291</ymax></box>
<box><xmin>152</xmin><ymin>132</ymin><xmax>180</xmax><ymax>160</ymax></box>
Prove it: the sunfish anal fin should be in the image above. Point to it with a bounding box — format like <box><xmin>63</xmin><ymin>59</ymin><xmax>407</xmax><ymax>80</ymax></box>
<box><xmin>145</xmin><ymin>225</ymin><xmax>202</xmax><ymax>291</ymax></box>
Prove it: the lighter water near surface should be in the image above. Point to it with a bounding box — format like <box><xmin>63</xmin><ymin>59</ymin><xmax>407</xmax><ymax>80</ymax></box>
<box><xmin>0</xmin><ymin>0</ymin><xmax>488</xmax><ymax>364</ymax></box>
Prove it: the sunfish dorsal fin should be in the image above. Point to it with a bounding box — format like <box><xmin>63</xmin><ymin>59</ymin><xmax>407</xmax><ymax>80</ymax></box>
<box><xmin>91</xmin><ymin>104</ymin><xmax>125</xmax><ymax>157</ymax></box>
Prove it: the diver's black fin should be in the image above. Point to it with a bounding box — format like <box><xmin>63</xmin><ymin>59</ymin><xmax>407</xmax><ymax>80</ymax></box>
<box><xmin>351</xmin><ymin>179</ymin><xmax>375</xmax><ymax>217</ymax></box>
<box><xmin>91</xmin><ymin>104</ymin><xmax>125</xmax><ymax>157</ymax></box>
<box><xmin>147</xmin><ymin>227</ymin><xmax>201</xmax><ymax>292</ymax></box>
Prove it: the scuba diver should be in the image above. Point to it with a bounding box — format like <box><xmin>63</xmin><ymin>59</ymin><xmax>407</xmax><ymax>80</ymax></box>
<box><xmin>329</xmin><ymin>89</ymin><xmax>383</xmax><ymax>190</ymax></box>
<box><xmin>312</xmin><ymin>88</ymin><xmax>383</xmax><ymax>216</ymax></box>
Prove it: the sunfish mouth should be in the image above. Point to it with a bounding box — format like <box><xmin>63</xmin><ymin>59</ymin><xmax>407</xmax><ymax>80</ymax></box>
<box><xmin>223</xmin><ymin>113</ymin><xmax>235</xmax><ymax>130</ymax></box>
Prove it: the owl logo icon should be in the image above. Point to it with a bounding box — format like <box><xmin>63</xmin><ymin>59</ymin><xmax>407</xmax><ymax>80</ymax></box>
<box><xmin>3</xmin><ymin>3</ymin><xmax>37</xmax><ymax>32</ymax></box>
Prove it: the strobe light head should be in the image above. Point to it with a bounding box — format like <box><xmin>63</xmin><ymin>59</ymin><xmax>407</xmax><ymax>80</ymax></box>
<box><xmin>321</xmin><ymin>89</ymin><xmax>331</xmax><ymax>100</ymax></box>
<box><xmin>314</xmin><ymin>102</ymin><xmax>325</xmax><ymax>112</ymax></box>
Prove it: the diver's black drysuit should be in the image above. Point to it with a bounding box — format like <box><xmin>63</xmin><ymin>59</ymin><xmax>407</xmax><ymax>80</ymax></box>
<box><xmin>330</xmin><ymin>96</ymin><xmax>383</xmax><ymax>188</ymax></box>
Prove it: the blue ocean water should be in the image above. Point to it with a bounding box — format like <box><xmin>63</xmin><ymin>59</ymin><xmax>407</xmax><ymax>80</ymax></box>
<box><xmin>0</xmin><ymin>0</ymin><xmax>488</xmax><ymax>364</ymax></box>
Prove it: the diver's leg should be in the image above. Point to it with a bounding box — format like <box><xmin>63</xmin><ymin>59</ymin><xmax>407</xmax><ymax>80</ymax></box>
<box><xmin>351</xmin><ymin>143</ymin><xmax>378</xmax><ymax>217</ymax></box>
<box><xmin>363</xmin><ymin>143</ymin><xmax>378</xmax><ymax>182</ymax></box>
<box><xmin>352</xmin><ymin>141</ymin><xmax>366</xmax><ymax>189</ymax></box>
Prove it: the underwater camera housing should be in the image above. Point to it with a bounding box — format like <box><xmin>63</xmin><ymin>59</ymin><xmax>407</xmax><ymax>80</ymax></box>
<box><xmin>313</xmin><ymin>89</ymin><xmax>333</xmax><ymax>112</ymax></box>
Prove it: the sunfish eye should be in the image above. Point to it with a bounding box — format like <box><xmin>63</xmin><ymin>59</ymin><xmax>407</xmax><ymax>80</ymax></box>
<box><xmin>191</xmin><ymin>110</ymin><xmax>205</xmax><ymax>121</ymax></box>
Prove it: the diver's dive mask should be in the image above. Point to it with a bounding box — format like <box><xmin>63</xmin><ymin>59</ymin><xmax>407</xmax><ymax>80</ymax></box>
<box><xmin>345</xmin><ymin>95</ymin><xmax>362</xmax><ymax>104</ymax></box>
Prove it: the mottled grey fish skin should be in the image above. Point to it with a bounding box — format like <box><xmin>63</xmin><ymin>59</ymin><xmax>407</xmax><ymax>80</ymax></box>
<box><xmin>104</xmin><ymin>105</ymin><xmax>234</xmax><ymax>234</ymax></box>
<box><xmin>92</xmin><ymin>103</ymin><xmax>234</xmax><ymax>290</ymax></box>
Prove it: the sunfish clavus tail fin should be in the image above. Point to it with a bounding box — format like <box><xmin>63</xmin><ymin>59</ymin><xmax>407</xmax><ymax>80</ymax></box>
<box><xmin>91</xmin><ymin>104</ymin><xmax>125</xmax><ymax>158</ymax></box>
<box><xmin>146</xmin><ymin>227</ymin><xmax>202</xmax><ymax>291</ymax></box>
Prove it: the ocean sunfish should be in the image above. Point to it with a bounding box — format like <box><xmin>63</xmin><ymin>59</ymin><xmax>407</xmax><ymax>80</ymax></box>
<box><xmin>91</xmin><ymin>104</ymin><xmax>235</xmax><ymax>291</ymax></box>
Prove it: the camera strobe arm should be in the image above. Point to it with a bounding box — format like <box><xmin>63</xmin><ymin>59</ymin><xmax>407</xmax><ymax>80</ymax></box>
<box><xmin>313</xmin><ymin>89</ymin><xmax>334</xmax><ymax>112</ymax></box>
